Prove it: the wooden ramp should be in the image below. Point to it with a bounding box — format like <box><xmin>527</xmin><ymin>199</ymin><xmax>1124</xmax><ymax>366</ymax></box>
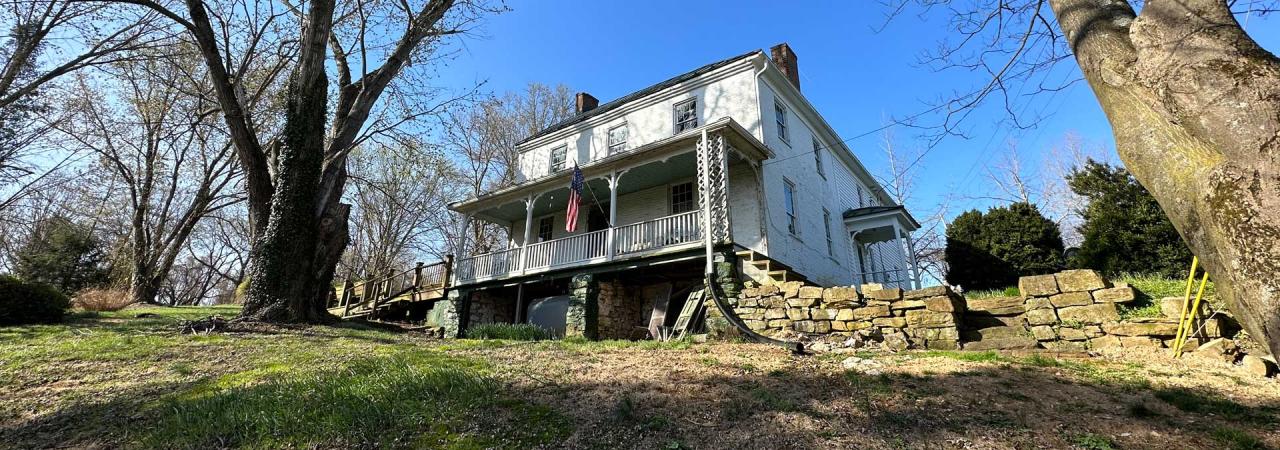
<box><xmin>327</xmin><ymin>258</ymin><xmax>452</xmax><ymax>320</ymax></box>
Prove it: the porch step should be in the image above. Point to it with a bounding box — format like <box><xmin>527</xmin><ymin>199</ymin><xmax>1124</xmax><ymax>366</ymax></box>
<box><xmin>735</xmin><ymin>248</ymin><xmax>810</xmax><ymax>286</ymax></box>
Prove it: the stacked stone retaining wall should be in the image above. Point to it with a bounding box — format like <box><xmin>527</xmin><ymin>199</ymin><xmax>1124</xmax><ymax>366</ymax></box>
<box><xmin>712</xmin><ymin>269</ymin><xmax>1231</xmax><ymax>352</ymax></box>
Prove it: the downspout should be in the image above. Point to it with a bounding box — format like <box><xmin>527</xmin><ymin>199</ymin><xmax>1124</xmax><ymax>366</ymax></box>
<box><xmin>699</xmin><ymin>129</ymin><xmax>803</xmax><ymax>354</ymax></box>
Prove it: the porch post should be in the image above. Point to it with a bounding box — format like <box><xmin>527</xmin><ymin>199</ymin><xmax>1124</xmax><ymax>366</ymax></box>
<box><xmin>520</xmin><ymin>194</ymin><xmax>536</xmax><ymax>273</ymax></box>
<box><xmin>606</xmin><ymin>171</ymin><xmax>620</xmax><ymax>261</ymax></box>
<box><xmin>456</xmin><ymin>214</ymin><xmax>472</xmax><ymax>260</ymax></box>
<box><xmin>904</xmin><ymin>228</ymin><xmax>922</xmax><ymax>289</ymax></box>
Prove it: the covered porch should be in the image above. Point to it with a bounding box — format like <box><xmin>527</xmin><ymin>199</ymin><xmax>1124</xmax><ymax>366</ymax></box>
<box><xmin>844</xmin><ymin>205</ymin><xmax>922</xmax><ymax>289</ymax></box>
<box><xmin>449</xmin><ymin>119</ymin><xmax>771</xmax><ymax>286</ymax></box>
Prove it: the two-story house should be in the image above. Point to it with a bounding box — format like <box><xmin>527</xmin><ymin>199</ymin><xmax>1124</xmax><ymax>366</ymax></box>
<box><xmin>445</xmin><ymin>44</ymin><xmax>921</xmax><ymax>339</ymax></box>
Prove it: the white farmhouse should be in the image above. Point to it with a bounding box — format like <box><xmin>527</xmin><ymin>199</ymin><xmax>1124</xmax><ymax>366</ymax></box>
<box><xmin>446</xmin><ymin>44</ymin><xmax>921</xmax><ymax>338</ymax></box>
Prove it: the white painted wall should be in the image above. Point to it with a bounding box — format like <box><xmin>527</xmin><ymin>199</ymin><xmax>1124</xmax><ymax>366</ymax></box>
<box><xmin>516</xmin><ymin>62</ymin><xmax>761</xmax><ymax>182</ymax></box>
<box><xmin>496</xmin><ymin>53</ymin><xmax>907</xmax><ymax>287</ymax></box>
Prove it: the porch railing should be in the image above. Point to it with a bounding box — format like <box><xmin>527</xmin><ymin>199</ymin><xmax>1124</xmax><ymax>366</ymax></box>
<box><xmin>455</xmin><ymin>210</ymin><xmax>704</xmax><ymax>284</ymax></box>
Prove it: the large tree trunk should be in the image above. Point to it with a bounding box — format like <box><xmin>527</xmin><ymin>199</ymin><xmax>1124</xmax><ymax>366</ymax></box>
<box><xmin>1049</xmin><ymin>0</ymin><xmax>1280</xmax><ymax>357</ymax></box>
<box><xmin>237</xmin><ymin>0</ymin><xmax>338</xmax><ymax>323</ymax></box>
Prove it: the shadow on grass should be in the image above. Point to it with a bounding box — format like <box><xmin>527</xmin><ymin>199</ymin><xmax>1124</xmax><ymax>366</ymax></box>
<box><xmin>1</xmin><ymin>352</ymin><xmax>570</xmax><ymax>449</ymax></box>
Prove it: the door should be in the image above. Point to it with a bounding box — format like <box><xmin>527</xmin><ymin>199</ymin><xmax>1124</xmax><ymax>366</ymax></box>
<box><xmin>587</xmin><ymin>204</ymin><xmax>610</xmax><ymax>232</ymax></box>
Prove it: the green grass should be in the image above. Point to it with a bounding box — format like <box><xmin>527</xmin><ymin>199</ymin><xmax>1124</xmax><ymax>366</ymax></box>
<box><xmin>465</xmin><ymin>323</ymin><xmax>552</xmax><ymax>341</ymax></box>
<box><xmin>918</xmin><ymin>350</ymin><xmax>1011</xmax><ymax>363</ymax></box>
<box><xmin>1070</xmin><ymin>432</ymin><xmax>1116</xmax><ymax>450</ymax></box>
<box><xmin>1211</xmin><ymin>427</ymin><xmax>1268</xmax><ymax>450</ymax></box>
<box><xmin>1</xmin><ymin>305</ymin><xmax>573</xmax><ymax>449</ymax></box>
<box><xmin>1115</xmin><ymin>273</ymin><xmax>1218</xmax><ymax>319</ymax></box>
<box><xmin>964</xmin><ymin>286</ymin><xmax>1021</xmax><ymax>299</ymax></box>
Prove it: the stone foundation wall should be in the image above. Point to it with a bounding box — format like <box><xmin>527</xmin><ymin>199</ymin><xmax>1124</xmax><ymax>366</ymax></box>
<box><xmin>714</xmin><ymin>269</ymin><xmax>1230</xmax><ymax>353</ymax></box>
<box><xmin>598</xmin><ymin>280</ymin><xmax>647</xmax><ymax>340</ymax></box>
<box><xmin>716</xmin><ymin>282</ymin><xmax>965</xmax><ymax>350</ymax></box>
<box><xmin>467</xmin><ymin>290</ymin><xmax>513</xmax><ymax>326</ymax></box>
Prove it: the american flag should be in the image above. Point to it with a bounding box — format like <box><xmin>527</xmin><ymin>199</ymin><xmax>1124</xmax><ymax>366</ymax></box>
<box><xmin>565</xmin><ymin>165</ymin><xmax>584</xmax><ymax>232</ymax></box>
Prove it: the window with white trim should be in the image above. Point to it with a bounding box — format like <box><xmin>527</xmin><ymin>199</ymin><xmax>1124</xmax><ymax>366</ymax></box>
<box><xmin>607</xmin><ymin>123</ymin><xmax>628</xmax><ymax>154</ymax></box>
<box><xmin>537</xmin><ymin>216</ymin><xmax>553</xmax><ymax>242</ymax></box>
<box><xmin>670</xmin><ymin>182</ymin><xmax>697</xmax><ymax>214</ymax></box>
<box><xmin>813</xmin><ymin>138</ymin><xmax>825</xmax><ymax>178</ymax></box>
<box><xmin>783</xmin><ymin>179</ymin><xmax>798</xmax><ymax>235</ymax></box>
<box><xmin>673</xmin><ymin>99</ymin><xmax>698</xmax><ymax>134</ymax></box>
<box><xmin>775</xmin><ymin>101</ymin><xmax>789</xmax><ymax>143</ymax></box>
<box><xmin>823</xmin><ymin>208</ymin><xmax>834</xmax><ymax>256</ymax></box>
<box><xmin>549</xmin><ymin>145</ymin><xmax>567</xmax><ymax>173</ymax></box>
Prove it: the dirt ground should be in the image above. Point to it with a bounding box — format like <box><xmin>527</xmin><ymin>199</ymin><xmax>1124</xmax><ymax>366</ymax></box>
<box><xmin>2</xmin><ymin>308</ymin><xmax>1278</xmax><ymax>449</ymax></box>
<box><xmin>458</xmin><ymin>342</ymin><xmax>1280</xmax><ymax>449</ymax></box>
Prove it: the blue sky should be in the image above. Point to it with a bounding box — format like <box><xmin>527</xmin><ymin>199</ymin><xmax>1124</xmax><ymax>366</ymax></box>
<box><xmin>435</xmin><ymin>1</ymin><xmax>1280</xmax><ymax>221</ymax></box>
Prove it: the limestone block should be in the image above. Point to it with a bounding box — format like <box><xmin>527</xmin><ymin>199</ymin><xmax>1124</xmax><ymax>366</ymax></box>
<box><xmin>1192</xmin><ymin>338</ymin><xmax>1238</xmax><ymax>363</ymax></box>
<box><xmin>1031</xmin><ymin>325</ymin><xmax>1057</xmax><ymax>341</ymax></box>
<box><xmin>767</xmin><ymin>319</ymin><xmax>791</xmax><ymax>328</ymax></box>
<box><xmin>1083</xmin><ymin>325</ymin><xmax>1105</xmax><ymax>338</ymax></box>
<box><xmin>852</xmin><ymin>305</ymin><xmax>892</xmax><ymax>320</ymax></box>
<box><xmin>757</xmin><ymin>285</ymin><xmax>780</xmax><ymax>296</ymax></box>
<box><xmin>963</xmin><ymin>337</ymin><xmax>1038</xmax><ymax>351</ymax></box>
<box><xmin>1049</xmin><ymin>292</ymin><xmax>1093</xmax><ymax>308</ymax></box>
<box><xmin>1092</xmin><ymin>286</ymin><xmax>1136</xmax><ymax>304</ymax></box>
<box><xmin>1160</xmin><ymin>296</ymin><xmax>1210</xmax><ymax>318</ymax></box>
<box><xmin>924</xmin><ymin>295</ymin><xmax>964</xmax><ymax>313</ymax></box>
<box><xmin>834</xmin><ymin>309</ymin><xmax>856</xmax><ymax>321</ymax></box>
<box><xmin>793</xmin><ymin>320</ymin><xmax>818</xmax><ymax>333</ymax></box>
<box><xmin>860</xmin><ymin>282</ymin><xmax>884</xmax><ymax>292</ymax></box>
<box><xmin>1089</xmin><ymin>336</ymin><xmax>1122</xmax><ymax>349</ymax></box>
<box><xmin>882</xmin><ymin>333</ymin><xmax>910</xmax><ymax>351</ymax></box>
<box><xmin>891</xmin><ymin>299</ymin><xmax>926</xmax><ymax>310</ymax></box>
<box><xmin>786</xmin><ymin>308</ymin><xmax>809</xmax><ymax>321</ymax></box>
<box><xmin>798</xmin><ymin>286</ymin><xmax>824</xmax><ymax>299</ymax></box>
<box><xmin>1042</xmin><ymin>340</ymin><xmax>1088</xmax><ymax>352</ymax></box>
<box><xmin>904</xmin><ymin>310</ymin><xmax>958</xmax><ymax>328</ymax></box>
<box><xmin>809</xmin><ymin>308</ymin><xmax>833</xmax><ymax>321</ymax></box>
<box><xmin>813</xmin><ymin>320</ymin><xmax>832</xmax><ymax>333</ymax></box>
<box><xmin>764</xmin><ymin>308</ymin><xmax>787</xmax><ymax>320</ymax></box>
<box><xmin>1025</xmin><ymin>297</ymin><xmax>1053</xmax><ymax>310</ymax></box>
<box><xmin>781</xmin><ymin>281</ymin><xmax>804</xmax><ymax>298</ymax></box>
<box><xmin>966</xmin><ymin>296</ymin><xmax>1025</xmax><ymax>315</ymax></box>
<box><xmin>737</xmin><ymin>298</ymin><xmax>759</xmax><ymax>308</ymax></box>
<box><xmin>1056</xmin><ymin>303</ymin><xmax>1120</xmax><ymax>324</ymax></box>
<box><xmin>1019</xmin><ymin>274</ymin><xmax>1059</xmax><ymax>297</ymax></box>
<box><xmin>787</xmin><ymin>298</ymin><xmax>818</xmax><ymax>308</ymax></box>
<box><xmin>925</xmin><ymin>339</ymin><xmax>961</xmax><ymax>350</ymax></box>
<box><xmin>831</xmin><ymin>321</ymin><xmax>851</xmax><ymax>331</ymax></box>
<box><xmin>740</xmin><ymin>287</ymin><xmax>760</xmax><ymax>299</ymax></box>
<box><xmin>1055</xmin><ymin>269</ymin><xmax>1108</xmax><ymax>292</ymax></box>
<box><xmin>823</xmin><ymin>286</ymin><xmax>860</xmax><ymax>303</ymax></box>
<box><xmin>914</xmin><ymin>327</ymin><xmax>960</xmax><ymax>342</ymax></box>
<box><xmin>1242</xmin><ymin>355</ymin><xmax>1275</xmax><ymax>378</ymax></box>
<box><xmin>965</xmin><ymin>314</ymin><xmax>1027</xmax><ymax>329</ymax></box>
<box><xmin>867</xmin><ymin>287</ymin><xmax>903</xmax><ymax>301</ymax></box>
<box><xmin>904</xmin><ymin>285</ymin><xmax>950</xmax><ymax>299</ymax></box>
<box><xmin>1057</xmin><ymin>327</ymin><xmax>1090</xmax><ymax>341</ymax></box>
<box><xmin>872</xmin><ymin>317</ymin><xmax>907</xmax><ymax>328</ymax></box>
<box><xmin>743</xmin><ymin>320</ymin><xmax>767</xmax><ymax>330</ymax></box>
<box><xmin>1102</xmin><ymin>320</ymin><xmax>1179</xmax><ymax>337</ymax></box>
<box><xmin>1026</xmin><ymin>308</ymin><xmax>1059</xmax><ymax>326</ymax></box>
<box><xmin>848</xmin><ymin>321</ymin><xmax>875</xmax><ymax>331</ymax></box>
<box><xmin>1118</xmin><ymin>336</ymin><xmax>1164</xmax><ymax>348</ymax></box>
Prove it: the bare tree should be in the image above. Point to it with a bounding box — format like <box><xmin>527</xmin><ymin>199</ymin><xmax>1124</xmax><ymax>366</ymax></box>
<box><xmin>106</xmin><ymin>0</ymin><xmax>493</xmax><ymax>322</ymax></box>
<box><xmin>56</xmin><ymin>49</ymin><xmax>241</xmax><ymax>305</ymax></box>
<box><xmin>875</xmin><ymin>128</ymin><xmax>950</xmax><ymax>285</ymax></box>
<box><xmin>342</xmin><ymin>139</ymin><xmax>458</xmax><ymax>278</ymax></box>
<box><xmin>889</xmin><ymin>0</ymin><xmax>1280</xmax><ymax>355</ymax></box>
<box><xmin>438</xmin><ymin>83</ymin><xmax>574</xmax><ymax>255</ymax></box>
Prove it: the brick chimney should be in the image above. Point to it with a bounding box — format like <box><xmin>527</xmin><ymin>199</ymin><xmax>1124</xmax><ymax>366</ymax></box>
<box><xmin>575</xmin><ymin>92</ymin><xmax>599</xmax><ymax>114</ymax></box>
<box><xmin>770</xmin><ymin>43</ymin><xmax>800</xmax><ymax>91</ymax></box>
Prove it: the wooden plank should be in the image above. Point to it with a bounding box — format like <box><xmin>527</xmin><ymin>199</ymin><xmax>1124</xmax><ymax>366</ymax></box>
<box><xmin>672</xmin><ymin>289</ymin><xmax>705</xmax><ymax>340</ymax></box>
<box><xmin>644</xmin><ymin>283</ymin><xmax>673</xmax><ymax>339</ymax></box>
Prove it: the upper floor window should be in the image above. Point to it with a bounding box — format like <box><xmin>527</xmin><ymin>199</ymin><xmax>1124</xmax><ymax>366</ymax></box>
<box><xmin>823</xmin><ymin>208</ymin><xmax>834</xmax><ymax>256</ymax></box>
<box><xmin>775</xmin><ymin>101</ymin><xmax>789</xmax><ymax>143</ymax></box>
<box><xmin>674</xmin><ymin>99</ymin><xmax>698</xmax><ymax>134</ymax></box>
<box><xmin>549</xmin><ymin>145</ymin><xmax>567</xmax><ymax>173</ymax></box>
<box><xmin>607</xmin><ymin>123</ymin><xmax>628</xmax><ymax>154</ymax></box>
<box><xmin>813</xmin><ymin>138</ymin><xmax>825</xmax><ymax>178</ymax></box>
<box><xmin>784</xmin><ymin>179</ymin><xmax>798</xmax><ymax>235</ymax></box>
<box><xmin>670</xmin><ymin>181</ymin><xmax>697</xmax><ymax>214</ymax></box>
<box><xmin>537</xmin><ymin>216</ymin><xmax>554</xmax><ymax>242</ymax></box>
